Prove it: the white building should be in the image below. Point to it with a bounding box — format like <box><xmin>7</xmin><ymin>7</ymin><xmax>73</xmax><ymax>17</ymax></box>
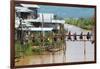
<box><xmin>15</xmin><ymin>4</ymin><xmax>65</xmax><ymax>32</ymax></box>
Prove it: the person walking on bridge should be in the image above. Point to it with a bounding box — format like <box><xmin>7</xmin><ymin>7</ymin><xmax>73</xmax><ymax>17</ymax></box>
<box><xmin>67</xmin><ymin>31</ymin><xmax>72</xmax><ymax>41</ymax></box>
<box><xmin>73</xmin><ymin>32</ymin><xmax>77</xmax><ymax>41</ymax></box>
<box><xmin>79</xmin><ymin>32</ymin><xmax>83</xmax><ymax>40</ymax></box>
<box><xmin>86</xmin><ymin>32</ymin><xmax>91</xmax><ymax>40</ymax></box>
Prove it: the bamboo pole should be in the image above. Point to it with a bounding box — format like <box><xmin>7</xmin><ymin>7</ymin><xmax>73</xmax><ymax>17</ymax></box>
<box><xmin>83</xmin><ymin>36</ymin><xmax>86</xmax><ymax>61</ymax></box>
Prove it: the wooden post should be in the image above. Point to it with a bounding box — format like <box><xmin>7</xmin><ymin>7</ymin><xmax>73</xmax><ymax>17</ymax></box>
<box><xmin>41</xmin><ymin>14</ymin><xmax>44</xmax><ymax>49</ymax></box>
<box><xmin>84</xmin><ymin>36</ymin><xmax>86</xmax><ymax>61</ymax></box>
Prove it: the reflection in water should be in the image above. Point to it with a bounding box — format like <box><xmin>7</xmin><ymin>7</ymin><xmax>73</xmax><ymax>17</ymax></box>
<box><xmin>16</xmin><ymin>50</ymin><xmax>66</xmax><ymax>66</ymax></box>
<box><xmin>15</xmin><ymin>24</ymin><xmax>94</xmax><ymax>66</ymax></box>
<box><xmin>16</xmin><ymin>40</ymin><xmax>94</xmax><ymax>66</ymax></box>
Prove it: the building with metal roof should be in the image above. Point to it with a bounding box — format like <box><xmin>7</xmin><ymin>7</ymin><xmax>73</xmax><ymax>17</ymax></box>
<box><xmin>15</xmin><ymin>4</ymin><xmax>65</xmax><ymax>31</ymax></box>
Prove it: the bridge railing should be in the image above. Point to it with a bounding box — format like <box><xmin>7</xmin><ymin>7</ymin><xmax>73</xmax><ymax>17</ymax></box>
<box><xmin>52</xmin><ymin>34</ymin><xmax>94</xmax><ymax>41</ymax></box>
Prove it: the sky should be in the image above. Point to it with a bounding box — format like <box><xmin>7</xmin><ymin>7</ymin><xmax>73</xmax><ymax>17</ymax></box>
<box><xmin>38</xmin><ymin>5</ymin><xmax>95</xmax><ymax>19</ymax></box>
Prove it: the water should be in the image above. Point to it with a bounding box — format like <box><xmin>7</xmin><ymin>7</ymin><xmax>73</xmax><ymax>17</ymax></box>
<box><xmin>15</xmin><ymin>24</ymin><xmax>94</xmax><ymax>66</ymax></box>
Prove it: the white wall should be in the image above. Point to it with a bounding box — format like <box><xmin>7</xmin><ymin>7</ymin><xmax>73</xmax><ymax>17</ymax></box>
<box><xmin>0</xmin><ymin>0</ymin><xmax>100</xmax><ymax>69</ymax></box>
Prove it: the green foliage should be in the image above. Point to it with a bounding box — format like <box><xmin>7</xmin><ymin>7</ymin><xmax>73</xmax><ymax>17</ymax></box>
<box><xmin>24</xmin><ymin>41</ymin><xmax>33</xmax><ymax>56</ymax></box>
<box><xmin>44</xmin><ymin>38</ymin><xmax>52</xmax><ymax>46</ymax></box>
<box><xmin>15</xmin><ymin>41</ymin><xmax>22</xmax><ymax>57</ymax></box>
<box><xmin>65</xmin><ymin>17</ymin><xmax>94</xmax><ymax>30</ymax></box>
<box><xmin>15</xmin><ymin>40</ymin><xmax>38</xmax><ymax>56</ymax></box>
<box><xmin>15</xmin><ymin>30</ymin><xmax>65</xmax><ymax>57</ymax></box>
<box><xmin>34</xmin><ymin>39</ymin><xmax>40</xmax><ymax>46</ymax></box>
<box><xmin>32</xmin><ymin>48</ymin><xmax>44</xmax><ymax>54</ymax></box>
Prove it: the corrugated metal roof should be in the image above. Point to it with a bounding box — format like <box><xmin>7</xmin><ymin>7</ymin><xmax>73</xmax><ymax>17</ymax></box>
<box><xmin>15</xmin><ymin>7</ymin><xmax>33</xmax><ymax>12</ymax></box>
<box><xmin>21</xmin><ymin>4</ymin><xmax>40</xmax><ymax>8</ymax></box>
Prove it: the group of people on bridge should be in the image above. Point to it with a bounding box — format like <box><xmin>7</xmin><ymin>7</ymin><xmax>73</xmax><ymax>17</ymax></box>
<box><xmin>67</xmin><ymin>31</ymin><xmax>92</xmax><ymax>41</ymax></box>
